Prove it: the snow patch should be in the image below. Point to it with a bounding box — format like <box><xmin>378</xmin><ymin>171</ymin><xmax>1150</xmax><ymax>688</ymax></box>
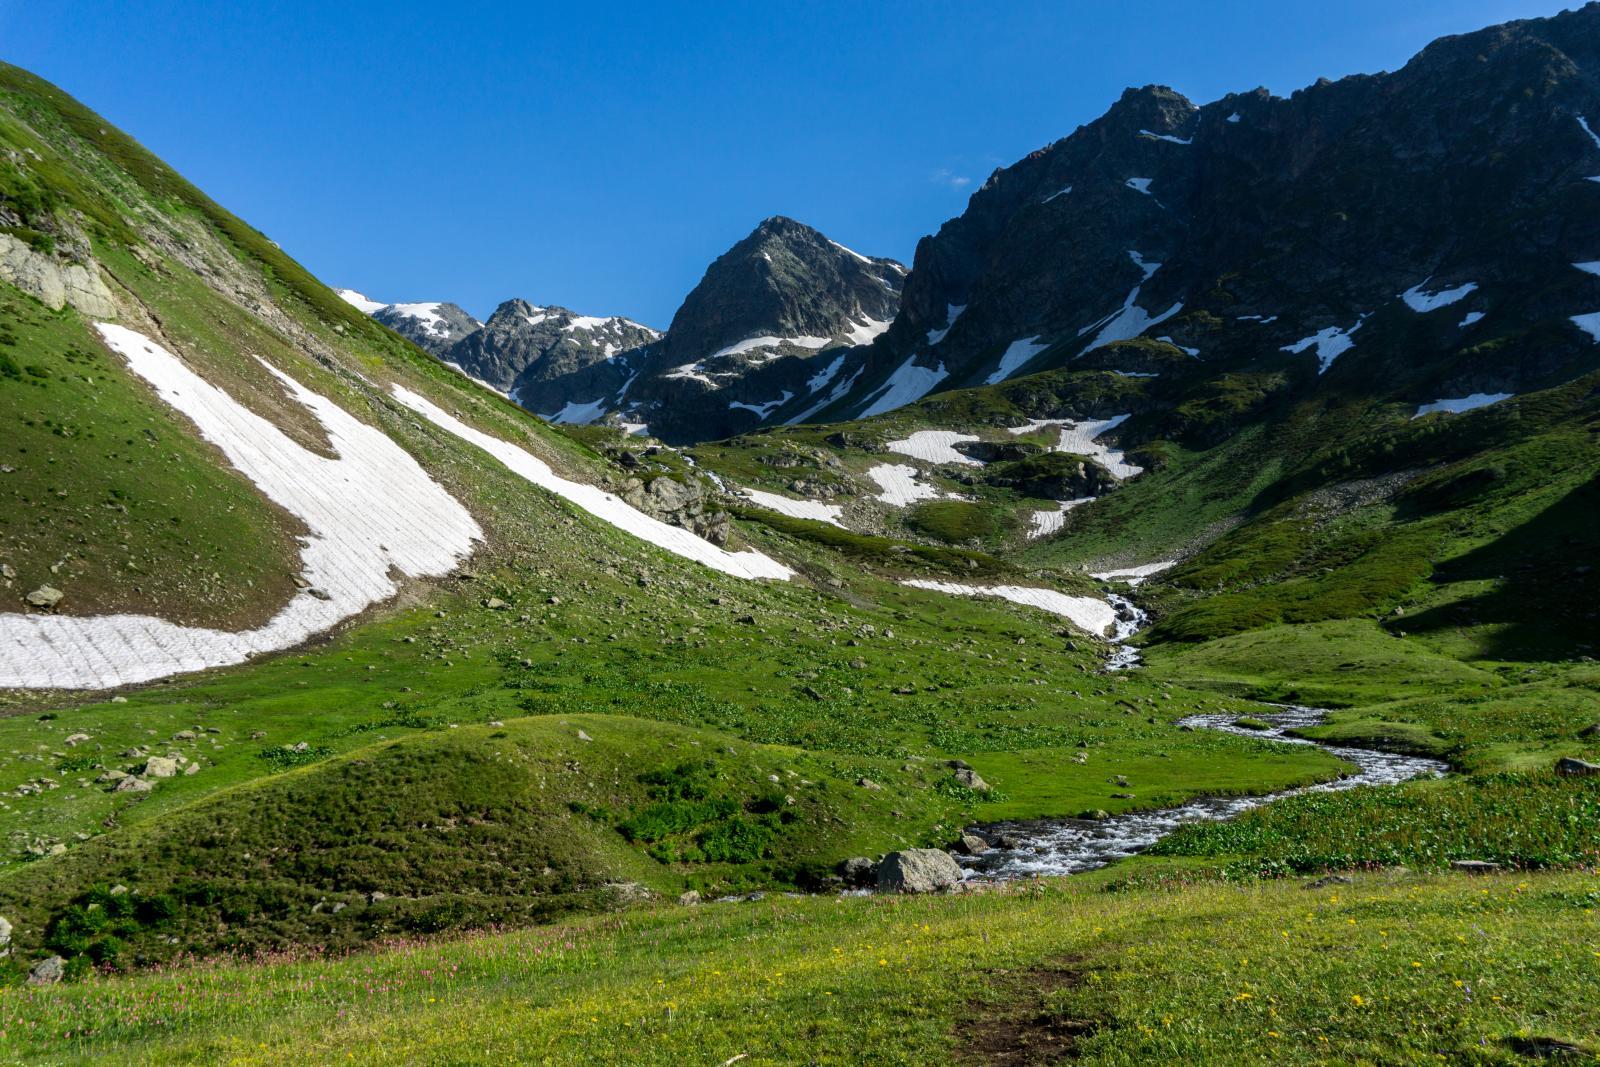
<box><xmin>1226</xmin><ymin>112</ymin><xmax>1241</xmax><ymax>123</ymax></box>
<box><xmin>858</xmin><ymin>358</ymin><xmax>949</xmax><ymax>418</ymax></box>
<box><xmin>902</xmin><ymin>580</ymin><xmax>1117</xmax><ymax>637</ymax></box>
<box><xmin>1026</xmin><ymin>497</ymin><xmax>1095</xmax><ymax>540</ymax></box>
<box><xmin>1569</xmin><ymin>312</ymin><xmax>1600</xmax><ymax>342</ymax></box>
<box><xmin>1090</xmin><ymin>560</ymin><xmax>1176</xmax><ymax>585</ymax></box>
<box><xmin>1125</xmin><ymin>178</ymin><xmax>1154</xmax><ymax>194</ymax></box>
<box><xmin>843</xmin><ymin>317</ymin><xmax>892</xmax><ymax>347</ymax></box>
<box><xmin>1154</xmin><ymin>335</ymin><xmax>1199</xmax><ymax>356</ymax></box>
<box><xmin>708</xmin><ymin>335</ymin><xmax>832</xmax><ymax>361</ymax></box>
<box><xmin>1281</xmin><ymin>315</ymin><xmax>1368</xmax><ymax>374</ymax></box>
<box><xmin>393</xmin><ymin>387</ymin><xmax>793</xmax><ymax>581</ymax></box>
<box><xmin>926</xmin><ymin>303</ymin><xmax>967</xmax><ymax>346</ymax></box>
<box><xmin>386</xmin><ymin>302</ymin><xmax>453</xmax><ymax>338</ymax></box>
<box><xmin>1412</xmin><ymin>392</ymin><xmax>1514</xmax><ymax>418</ymax></box>
<box><xmin>1128</xmin><ymin>250</ymin><xmax>1161</xmax><ymax>281</ymax></box>
<box><xmin>1400</xmin><ymin>279</ymin><xmax>1478</xmax><ymax>312</ymax></box>
<box><xmin>0</xmin><ymin>325</ymin><xmax>482</xmax><ymax>689</ymax></box>
<box><xmin>728</xmin><ymin>391</ymin><xmax>795</xmax><ymax>418</ymax></box>
<box><xmin>336</xmin><ymin>288</ymin><xmax>387</xmax><ymax>314</ymax></box>
<box><xmin>541</xmin><ymin>398</ymin><xmax>611</xmax><ymax>425</ymax></box>
<box><xmin>985</xmin><ymin>335</ymin><xmax>1048</xmax><ymax>385</ymax></box>
<box><xmin>1041</xmin><ymin>185</ymin><xmax>1073</xmax><ymax>203</ymax></box>
<box><xmin>1458</xmin><ymin>311</ymin><xmax>1485</xmax><ymax>328</ymax></box>
<box><xmin>1010</xmin><ymin>415</ymin><xmax>1143</xmax><ymax>480</ymax></box>
<box><xmin>866</xmin><ymin>463</ymin><xmax>943</xmax><ymax>507</ymax></box>
<box><xmin>739</xmin><ymin>488</ymin><xmax>844</xmax><ymax>527</ymax></box>
<box><xmin>805</xmin><ymin>354</ymin><xmax>847</xmax><ymax>394</ymax></box>
<box><xmin>1138</xmin><ymin>129</ymin><xmax>1192</xmax><ymax>145</ymax></box>
<box><xmin>1083</xmin><ymin>287</ymin><xmax>1183</xmax><ymax>352</ymax></box>
<box><xmin>1573</xmin><ymin>261</ymin><xmax>1600</xmax><ymax>276</ymax></box>
<box><xmin>886</xmin><ymin>430</ymin><xmax>981</xmax><ymax>466</ymax></box>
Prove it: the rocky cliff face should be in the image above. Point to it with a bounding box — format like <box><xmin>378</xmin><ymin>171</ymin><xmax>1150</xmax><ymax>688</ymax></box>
<box><xmin>813</xmin><ymin>5</ymin><xmax>1600</xmax><ymax>422</ymax></box>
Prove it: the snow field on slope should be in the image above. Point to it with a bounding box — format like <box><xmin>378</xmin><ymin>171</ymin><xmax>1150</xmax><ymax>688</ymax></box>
<box><xmin>1009</xmin><ymin>416</ymin><xmax>1144</xmax><ymax>480</ymax></box>
<box><xmin>738</xmin><ymin>488</ymin><xmax>845</xmax><ymax>527</ymax></box>
<box><xmin>392</xmin><ymin>387</ymin><xmax>794</xmax><ymax>581</ymax></box>
<box><xmin>985</xmin><ymin>336</ymin><xmax>1048</xmax><ymax>385</ymax></box>
<box><xmin>886</xmin><ymin>430</ymin><xmax>981</xmax><ymax>466</ymax></box>
<box><xmin>1281</xmin><ymin>315</ymin><xmax>1368</xmax><ymax>374</ymax></box>
<box><xmin>865</xmin><ymin>463</ymin><xmax>946</xmax><ymax>507</ymax></box>
<box><xmin>0</xmin><ymin>325</ymin><xmax>483</xmax><ymax>689</ymax></box>
<box><xmin>1412</xmin><ymin>392</ymin><xmax>1514</xmax><ymax>418</ymax></box>
<box><xmin>858</xmin><ymin>358</ymin><xmax>949</xmax><ymax>418</ymax></box>
<box><xmin>902</xmin><ymin>580</ymin><xmax>1116</xmax><ymax>637</ymax></box>
<box><xmin>1026</xmin><ymin>497</ymin><xmax>1095</xmax><ymax>539</ymax></box>
<box><xmin>1090</xmin><ymin>560</ymin><xmax>1177</xmax><ymax>585</ymax></box>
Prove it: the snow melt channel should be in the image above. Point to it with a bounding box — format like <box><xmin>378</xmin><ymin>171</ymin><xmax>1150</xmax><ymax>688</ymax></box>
<box><xmin>0</xmin><ymin>324</ymin><xmax>483</xmax><ymax>690</ymax></box>
<box><xmin>392</xmin><ymin>387</ymin><xmax>793</xmax><ymax>581</ymax></box>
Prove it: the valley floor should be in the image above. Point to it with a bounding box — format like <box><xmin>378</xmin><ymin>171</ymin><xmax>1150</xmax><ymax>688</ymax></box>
<box><xmin>4</xmin><ymin>866</ymin><xmax>1595</xmax><ymax>1065</ymax></box>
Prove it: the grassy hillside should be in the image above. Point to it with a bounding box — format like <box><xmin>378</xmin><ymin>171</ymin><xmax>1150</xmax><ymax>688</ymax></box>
<box><xmin>3</xmin><ymin>868</ymin><xmax>1594</xmax><ymax>1063</ymax></box>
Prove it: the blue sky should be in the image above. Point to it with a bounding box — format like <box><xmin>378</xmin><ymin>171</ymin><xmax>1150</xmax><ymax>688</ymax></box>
<box><xmin>0</xmin><ymin>0</ymin><xmax>1567</xmax><ymax>326</ymax></box>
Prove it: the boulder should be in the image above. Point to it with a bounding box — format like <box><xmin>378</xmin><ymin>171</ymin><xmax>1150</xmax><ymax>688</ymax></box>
<box><xmin>953</xmin><ymin>768</ymin><xmax>990</xmax><ymax>792</ymax></box>
<box><xmin>875</xmin><ymin>849</ymin><xmax>964</xmax><ymax>894</ymax></box>
<box><xmin>1450</xmin><ymin>860</ymin><xmax>1501</xmax><ymax>874</ymax></box>
<box><xmin>954</xmin><ymin>832</ymin><xmax>990</xmax><ymax>855</ymax></box>
<box><xmin>0</xmin><ymin>915</ymin><xmax>11</xmax><ymax>949</ymax></box>
<box><xmin>141</xmin><ymin>756</ymin><xmax>179</xmax><ymax>779</ymax></box>
<box><xmin>678</xmin><ymin>890</ymin><xmax>701</xmax><ymax>906</ymax></box>
<box><xmin>26</xmin><ymin>956</ymin><xmax>64</xmax><ymax>986</ymax></box>
<box><xmin>1555</xmin><ymin>756</ymin><xmax>1599</xmax><ymax>777</ymax></box>
<box><xmin>113</xmin><ymin>776</ymin><xmax>152</xmax><ymax>793</ymax></box>
<box><xmin>839</xmin><ymin>856</ymin><xmax>876</xmax><ymax>887</ymax></box>
<box><xmin>856</xmin><ymin>777</ymin><xmax>882</xmax><ymax>790</ymax></box>
<box><xmin>24</xmin><ymin>586</ymin><xmax>63</xmax><ymax>610</ymax></box>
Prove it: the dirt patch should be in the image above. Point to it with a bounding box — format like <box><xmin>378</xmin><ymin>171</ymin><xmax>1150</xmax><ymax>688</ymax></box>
<box><xmin>954</xmin><ymin>960</ymin><xmax>1099</xmax><ymax>1064</ymax></box>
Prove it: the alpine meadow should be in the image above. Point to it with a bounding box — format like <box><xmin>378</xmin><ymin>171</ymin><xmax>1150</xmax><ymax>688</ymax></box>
<box><xmin>0</xmin><ymin>3</ymin><xmax>1598</xmax><ymax>1064</ymax></box>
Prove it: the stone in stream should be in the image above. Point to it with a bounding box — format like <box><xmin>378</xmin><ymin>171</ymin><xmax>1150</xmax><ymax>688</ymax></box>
<box><xmin>876</xmin><ymin>849</ymin><xmax>963</xmax><ymax>894</ymax></box>
<box><xmin>953</xmin><ymin>832</ymin><xmax>990</xmax><ymax>855</ymax></box>
<box><xmin>1554</xmin><ymin>756</ymin><xmax>1599</xmax><ymax>777</ymax></box>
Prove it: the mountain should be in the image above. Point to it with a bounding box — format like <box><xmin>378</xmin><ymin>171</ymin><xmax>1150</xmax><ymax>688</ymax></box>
<box><xmin>333</xmin><ymin>289</ymin><xmax>484</xmax><ymax>356</ymax></box>
<box><xmin>805</xmin><ymin>6</ymin><xmax>1600</xmax><ymax>423</ymax></box>
<box><xmin>505</xmin><ymin>216</ymin><xmax>906</xmax><ymax>442</ymax></box>
<box><xmin>444</xmin><ymin>299</ymin><xmax>659</xmax><ymax>410</ymax></box>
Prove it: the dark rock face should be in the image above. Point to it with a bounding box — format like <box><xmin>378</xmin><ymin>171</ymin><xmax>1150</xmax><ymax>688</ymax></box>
<box><xmin>619</xmin><ymin>216</ymin><xmax>907</xmax><ymax>443</ymax></box>
<box><xmin>444</xmin><ymin>299</ymin><xmax>660</xmax><ymax>411</ymax></box>
<box><xmin>819</xmin><ymin>5</ymin><xmax>1600</xmax><ymax>422</ymax></box>
<box><xmin>372</xmin><ymin>302</ymin><xmax>482</xmax><ymax>356</ymax></box>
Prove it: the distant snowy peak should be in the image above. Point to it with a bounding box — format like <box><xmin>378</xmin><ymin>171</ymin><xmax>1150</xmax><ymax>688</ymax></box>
<box><xmin>374</xmin><ymin>301</ymin><xmax>483</xmax><ymax>356</ymax></box>
<box><xmin>336</xmin><ymin>288</ymin><xmax>388</xmax><ymax>315</ymax></box>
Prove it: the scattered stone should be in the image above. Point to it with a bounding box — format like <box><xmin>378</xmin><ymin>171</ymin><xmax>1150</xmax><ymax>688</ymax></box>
<box><xmin>26</xmin><ymin>956</ymin><xmax>64</xmax><ymax>986</ymax></box>
<box><xmin>1450</xmin><ymin>860</ymin><xmax>1500</xmax><ymax>874</ymax></box>
<box><xmin>678</xmin><ymin>890</ymin><xmax>701</xmax><ymax>906</ymax></box>
<box><xmin>1080</xmin><ymin>809</ymin><xmax>1111</xmax><ymax>821</ymax></box>
<box><xmin>64</xmin><ymin>733</ymin><xmax>91</xmax><ymax>746</ymax></box>
<box><xmin>368</xmin><ymin>891</ymin><xmax>389</xmax><ymax>903</ymax></box>
<box><xmin>307</xmin><ymin>587</ymin><xmax>333</xmax><ymax>601</ymax></box>
<box><xmin>114</xmin><ymin>777</ymin><xmax>152</xmax><ymax>793</ymax></box>
<box><xmin>483</xmin><ymin>597</ymin><xmax>507</xmax><ymax>610</ymax></box>
<box><xmin>1555</xmin><ymin>756</ymin><xmax>1599</xmax><ymax>777</ymax></box>
<box><xmin>173</xmin><ymin>730</ymin><xmax>196</xmax><ymax>741</ymax></box>
<box><xmin>96</xmin><ymin>769</ymin><xmax>127</xmax><ymax>783</ymax></box>
<box><xmin>184</xmin><ymin>763</ymin><xmax>200</xmax><ymax>776</ymax></box>
<box><xmin>856</xmin><ymin>777</ymin><xmax>882</xmax><ymax>790</ymax></box>
<box><xmin>24</xmin><ymin>586</ymin><xmax>63</xmax><ymax>610</ymax></box>
<box><xmin>1303</xmin><ymin>874</ymin><xmax>1354</xmax><ymax>890</ymax></box>
<box><xmin>1110</xmin><ymin>792</ymin><xmax>1135</xmax><ymax>799</ymax></box>
<box><xmin>108</xmin><ymin>885</ymin><xmax>127</xmax><ymax>896</ymax></box>
<box><xmin>875</xmin><ymin>849</ymin><xmax>963</xmax><ymax>894</ymax></box>
<box><xmin>576</xmin><ymin>729</ymin><xmax>593</xmax><ymax>742</ymax></box>
<box><xmin>946</xmin><ymin>759</ymin><xmax>971</xmax><ymax>770</ymax></box>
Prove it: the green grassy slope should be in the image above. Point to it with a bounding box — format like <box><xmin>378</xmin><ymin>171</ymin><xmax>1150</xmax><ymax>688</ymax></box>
<box><xmin>3</xmin><ymin>868</ymin><xmax>1594</xmax><ymax>1064</ymax></box>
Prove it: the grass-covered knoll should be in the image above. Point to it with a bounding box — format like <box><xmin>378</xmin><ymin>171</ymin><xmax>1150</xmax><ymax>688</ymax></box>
<box><xmin>0</xmin><ymin>714</ymin><xmax>984</xmax><ymax>967</ymax></box>
<box><xmin>3</xmin><ymin>869</ymin><xmax>1594</xmax><ymax>1063</ymax></box>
